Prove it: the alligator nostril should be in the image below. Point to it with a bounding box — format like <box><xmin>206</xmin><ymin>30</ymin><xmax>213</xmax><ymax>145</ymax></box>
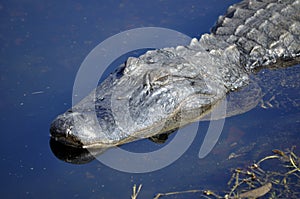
<box><xmin>67</xmin><ymin>109</ymin><xmax>73</xmax><ymax>113</ymax></box>
<box><xmin>50</xmin><ymin>116</ymin><xmax>83</xmax><ymax>148</ymax></box>
<box><xmin>50</xmin><ymin>117</ymin><xmax>65</xmax><ymax>135</ymax></box>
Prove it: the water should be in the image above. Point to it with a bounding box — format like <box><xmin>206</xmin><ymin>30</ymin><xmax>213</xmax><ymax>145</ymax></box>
<box><xmin>1</xmin><ymin>0</ymin><xmax>299</xmax><ymax>198</ymax></box>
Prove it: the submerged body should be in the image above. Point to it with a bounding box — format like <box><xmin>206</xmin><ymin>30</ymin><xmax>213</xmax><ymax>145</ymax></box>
<box><xmin>50</xmin><ymin>0</ymin><xmax>300</xmax><ymax>148</ymax></box>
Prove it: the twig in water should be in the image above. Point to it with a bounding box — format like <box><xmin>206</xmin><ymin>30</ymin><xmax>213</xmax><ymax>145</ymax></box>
<box><xmin>131</xmin><ymin>184</ymin><xmax>142</xmax><ymax>199</ymax></box>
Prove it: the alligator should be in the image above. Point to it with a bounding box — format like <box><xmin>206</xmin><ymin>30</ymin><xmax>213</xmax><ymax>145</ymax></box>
<box><xmin>50</xmin><ymin>0</ymin><xmax>300</xmax><ymax>148</ymax></box>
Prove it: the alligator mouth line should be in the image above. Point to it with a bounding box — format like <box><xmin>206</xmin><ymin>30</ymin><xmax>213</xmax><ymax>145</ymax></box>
<box><xmin>50</xmin><ymin>133</ymin><xmax>84</xmax><ymax>148</ymax></box>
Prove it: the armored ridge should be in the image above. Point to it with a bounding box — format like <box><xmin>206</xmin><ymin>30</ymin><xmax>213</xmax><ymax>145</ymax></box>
<box><xmin>211</xmin><ymin>0</ymin><xmax>300</xmax><ymax>70</ymax></box>
<box><xmin>50</xmin><ymin>0</ymin><xmax>300</xmax><ymax>148</ymax></box>
<box><xmin>198</xmin><ymin>0</ymin><xmax>300</xmax><ymax>89</ymax></box>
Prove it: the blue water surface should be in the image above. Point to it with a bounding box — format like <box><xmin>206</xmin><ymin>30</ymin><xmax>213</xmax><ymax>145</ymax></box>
<box><xmin>1</xmin><ymin>0</ymin><xmax>299</xmax><ymax>198</ymax></box>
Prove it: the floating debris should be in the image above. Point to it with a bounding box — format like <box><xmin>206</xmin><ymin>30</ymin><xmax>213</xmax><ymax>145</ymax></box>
<box><xmin>31</xmin><ymin>91</ymin><xmax>44</xmax><ymax>95</ymax></box>
<box><xmin>154</xmin><ymin>189</ymin><xmax>204</xmax><ymax>199</ymax></box>
<box><xmin>132</xmin><ymin>147</ymin><xmax>300</xmax><ymax>199</ymax></box>
<box><xmin>131</xmin><ymin>184</ymin><xmax>142</xmax><ymax>199</ymax></box>
<box><xmin>235</xmin><ymin>183</ymin><xmax>272</xmax><ymax>199</ymax></box>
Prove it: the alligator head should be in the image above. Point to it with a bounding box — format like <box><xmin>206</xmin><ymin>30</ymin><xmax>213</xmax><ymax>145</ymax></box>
<box><xmin>50</xmin><ymin>37</ymin><xmax>248</xmax><ymax>148</ymax></box>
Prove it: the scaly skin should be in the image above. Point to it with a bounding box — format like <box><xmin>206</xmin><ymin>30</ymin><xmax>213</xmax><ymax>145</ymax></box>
<box><xmin>50</xmin><ymin>0</ymin><xmax>300</xmax><ymax>148</ymax></box>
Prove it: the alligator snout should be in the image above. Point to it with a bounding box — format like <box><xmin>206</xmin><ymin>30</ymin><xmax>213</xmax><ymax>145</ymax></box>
<box><xmin>50</xmin><ymin>111</ymin><xmax>84</xmax><ymax>148</ymax></box>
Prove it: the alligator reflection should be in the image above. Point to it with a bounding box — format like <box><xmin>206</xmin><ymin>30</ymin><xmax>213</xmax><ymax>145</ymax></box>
<box><xmin>49</xmin><ymin>138</ymin><xmax>107</xmax><ymax>164</ymax></box>
<box><xmin>50</xmin><ymin>131</ymin><xmax>172</xmax><ymax>164</ymax></box>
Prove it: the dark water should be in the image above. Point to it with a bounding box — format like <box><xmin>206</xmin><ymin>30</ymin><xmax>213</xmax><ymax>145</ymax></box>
<box><xmin>1</xmin><ymin>0</ymin><xmax>299</xmax><ymax>198</ymax></box>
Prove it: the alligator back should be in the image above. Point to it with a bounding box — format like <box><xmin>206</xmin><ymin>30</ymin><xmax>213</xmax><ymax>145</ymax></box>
<box><xmin>210</xmin><ymin>0</ymin><xmax>300</xmax><ymax>71</ymax></box>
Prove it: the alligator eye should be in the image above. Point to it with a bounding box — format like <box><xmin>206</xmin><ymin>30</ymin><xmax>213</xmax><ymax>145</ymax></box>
<box><xmin>153</xmin><ymin>75</ymin><xmax>170</xmax><ymax>85</ymax></box>
<box><xmin>146</xmin><ymin>68</ymin><xmax>171</xmax><ymax>85</ymax></box>
<box><xmin>146</xmin><ymin>56</ymin><xmax>155</xmax><ymax>64</ymax></box>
